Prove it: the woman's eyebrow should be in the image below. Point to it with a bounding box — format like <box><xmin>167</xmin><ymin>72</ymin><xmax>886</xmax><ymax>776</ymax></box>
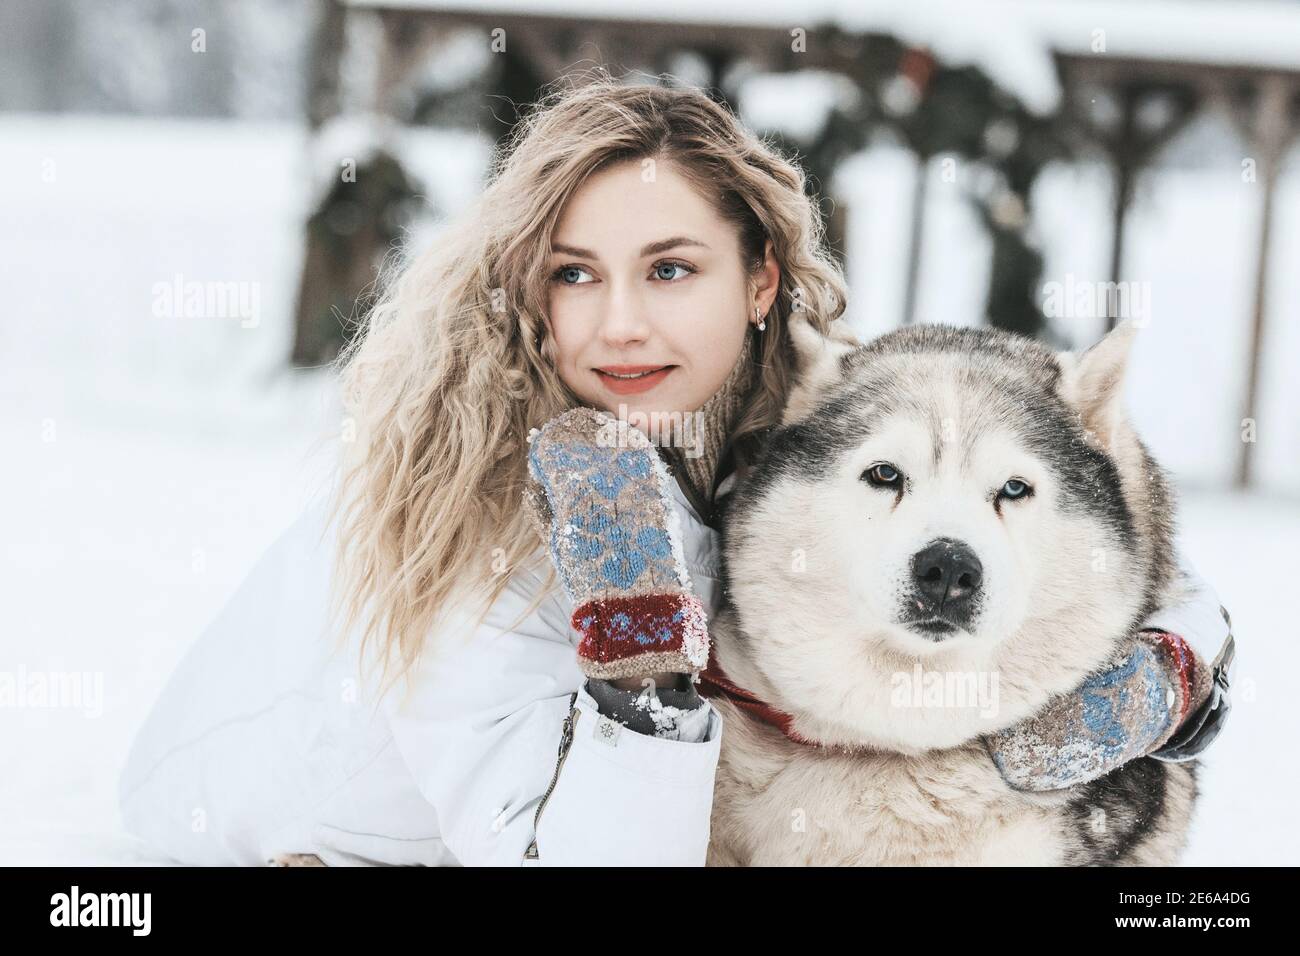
<box><xmin>550</xmin><ymin>236</ymin><xmax>711</xmax><ymax>259</ymax></box>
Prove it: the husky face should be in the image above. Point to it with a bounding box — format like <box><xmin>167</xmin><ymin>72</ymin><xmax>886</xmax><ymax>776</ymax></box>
<box><xmin>799</xmin><ymin>349</ymin><xmax>1123</xmax><ymax>653</ymax></box>
<box><xmin>720</xmin><ymin>321</ymin><xmax>1174</xmax><ymax>750</ymax></box>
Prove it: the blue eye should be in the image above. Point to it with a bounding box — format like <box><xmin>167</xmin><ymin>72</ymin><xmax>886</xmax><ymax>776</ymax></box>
<box><xmin>653</xmin><ymin>261</ymin><xmax>694</xmax><ymax>281</ymax></box>
<box><xmin>863</xmin><ymin>463</ymin><xmax>902</xmax><ymax>488</ymax></box>
<box><xmin>999</xmin><ymin>479</ymin><xmax>1031</xmax><ymax>500</ymax></box>
<box><xmin>552</xmin><ymin>265</ymin><xmax>594</xmax><ymax>285</ymax></box>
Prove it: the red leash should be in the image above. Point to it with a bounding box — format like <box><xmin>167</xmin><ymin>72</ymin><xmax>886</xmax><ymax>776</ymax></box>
<box><xmin>697</xmin><ymin>646</ymin><xmax>823</xmax><ymax>748</ymax></box>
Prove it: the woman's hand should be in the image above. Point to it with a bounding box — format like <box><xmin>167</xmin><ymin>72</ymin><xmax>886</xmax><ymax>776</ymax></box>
<box><xmin>983</xmin><ymin>628</ymin><xmax>1217</xmax><ymax>792</ymax></box>
<box><xmin>524</xmin><ymin>407</ymin><xmax>710</xmax><ymax>682</ymax></box>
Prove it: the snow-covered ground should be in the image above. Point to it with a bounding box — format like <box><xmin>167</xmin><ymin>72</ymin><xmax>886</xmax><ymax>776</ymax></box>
<box><xmin>0</xmin><ymin>114</ymin><xmax>1294</xmax><ymax>865</ymax></box>
<box><xmin>0</xmin><ymin>115</ymin><xmax>343</xmax><ymax>864</ymax></box>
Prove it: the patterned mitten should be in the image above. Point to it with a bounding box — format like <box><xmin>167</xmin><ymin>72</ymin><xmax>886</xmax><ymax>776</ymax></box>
<box><xmin>524</xmin><ymin>407</ymin><xmax>710</xmax><ymax>681</ymax></box>
<box><xmin>985</xmin><ymin>629</ymin><xmax>1214</xmax><ymax>792</ymax></box>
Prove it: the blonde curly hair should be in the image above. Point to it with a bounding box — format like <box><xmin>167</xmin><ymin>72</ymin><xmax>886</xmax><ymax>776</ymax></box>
<box><xmin>330</xmin><ymin>68</ymin><xmax>851</xmax><ymax>697</ymax></box>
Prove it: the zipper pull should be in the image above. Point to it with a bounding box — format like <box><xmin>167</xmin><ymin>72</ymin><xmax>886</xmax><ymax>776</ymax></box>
<box><xmin>558</xmin><ymin>708</ymin><xmax>576</xmax><ymax>755</ymax></box>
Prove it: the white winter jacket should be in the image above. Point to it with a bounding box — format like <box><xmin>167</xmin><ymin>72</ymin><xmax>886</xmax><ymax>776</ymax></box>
<box><xmin>117</xmin><ymin>471</ymin><xmax>1231</xmax><ymax>867</ymax></box>
<box><xmin>118</xmin><ymin>474</ymin><xmax>726</xmax><ymax>867</ymax></box>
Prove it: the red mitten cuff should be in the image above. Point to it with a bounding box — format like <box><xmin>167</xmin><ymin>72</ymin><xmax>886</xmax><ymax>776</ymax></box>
<box><xmin>1140</xmin><ymin>629</ymin><xmax>1213</xmax><ymax>751</ymax></box>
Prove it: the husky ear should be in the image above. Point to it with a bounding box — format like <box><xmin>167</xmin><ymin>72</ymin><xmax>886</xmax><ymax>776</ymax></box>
<box><xmin>783</xmin><ymin>315</ymin><xmax>860</xmax><ymax>424</ymax></box>
<box><xmin>1057</xmin><ymin>321</ymin><xmax>1138</xmax><ymax>451</ymax></box>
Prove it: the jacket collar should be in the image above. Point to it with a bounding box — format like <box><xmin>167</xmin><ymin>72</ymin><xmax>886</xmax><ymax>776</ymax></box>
<box><xmin>669</xmin><ymin>466</ymin><xmax>740</xmax><ymax>526</ymax></box>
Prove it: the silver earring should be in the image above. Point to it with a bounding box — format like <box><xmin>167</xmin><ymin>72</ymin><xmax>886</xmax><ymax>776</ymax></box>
<box><xmin>755</xmin><ymin>307</ymin><xmax>766</xmax><ymax>332</ymax></box>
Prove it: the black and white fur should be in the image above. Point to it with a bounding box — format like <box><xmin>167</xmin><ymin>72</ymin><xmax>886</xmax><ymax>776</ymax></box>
<box><xmin>706</xmin><ymin>318</ymin><xmax>1197</xmax><ymax>865</ymax></box>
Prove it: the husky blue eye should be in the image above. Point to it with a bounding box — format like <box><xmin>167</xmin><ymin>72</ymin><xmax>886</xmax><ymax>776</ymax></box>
<box><xmin>864</xmin><ymin>463</ymin><xmax>901</xmax><ymax>487</ymax></box>
<box><xmin>1000</xmin><ymin>479</ymin><xmax>1031</xmax><ymax>500</ymax></box>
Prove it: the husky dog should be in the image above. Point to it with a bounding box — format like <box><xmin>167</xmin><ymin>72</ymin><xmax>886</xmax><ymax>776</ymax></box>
<box><xmin>705</xmin><ymin>319</ymin><xmax>1196</xmax><ymax>866</ymax></box>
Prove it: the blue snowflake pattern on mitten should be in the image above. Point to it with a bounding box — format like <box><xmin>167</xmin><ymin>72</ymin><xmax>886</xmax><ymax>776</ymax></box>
<box><xmin>528</xmin><ymin>425</ymin><xmax>679</xmax><ymax>596</ymax></box>
<box><xmin>988</xmin><ymin>640</ymin><xmax>1178</xmax><ymax>791</ymax></box>
<box><xmin>525</xmin><ymin>407</ymin><xmax>711</xmax><ymax>679</ymax></box>
<box><xmin>1078</xmin><ymin>644</ymin><xmax>1171</xmax><ymax>761</ymax></box>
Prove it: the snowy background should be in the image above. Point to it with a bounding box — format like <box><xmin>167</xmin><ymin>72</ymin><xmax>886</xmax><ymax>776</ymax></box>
<box><xmin>1</xmin><ymin>0</ymin><xmax>1297</xmax><ymax>865</ymax></box>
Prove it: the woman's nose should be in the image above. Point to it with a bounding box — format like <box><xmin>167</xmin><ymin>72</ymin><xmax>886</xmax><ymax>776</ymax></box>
<box><xmin>598</xmin><ymin>286</ymin><xmax>652</xmax><ymax>347</ymax></box>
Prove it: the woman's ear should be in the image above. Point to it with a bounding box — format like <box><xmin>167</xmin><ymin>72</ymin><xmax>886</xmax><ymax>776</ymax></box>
<box><xmin>782</xmin><ymin>314</ymin><xmax>860</xmax><ymax>425</ymax></box>
<box><xmin>752</xmin><ymin>239</ymin><xmax>782</xmax><ymax>318</ymax></box>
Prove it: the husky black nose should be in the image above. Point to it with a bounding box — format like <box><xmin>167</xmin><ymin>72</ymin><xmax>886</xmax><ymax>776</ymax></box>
<box><xmin>910</xmin><ymin>538</ymin><xmax>983</xmax><ymax>625</ymax></box>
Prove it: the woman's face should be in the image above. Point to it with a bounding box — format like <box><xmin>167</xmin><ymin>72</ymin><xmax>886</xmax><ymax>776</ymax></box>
<box><xmin>545</xmin><ymin>158</ymin><xmax>778</xmax><ymax>424</ymax></box>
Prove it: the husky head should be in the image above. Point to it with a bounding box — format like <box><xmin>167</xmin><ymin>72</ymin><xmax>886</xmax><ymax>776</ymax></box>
<box><xmin>719</xmin><ymin>319</ymin><xmax>1176</xmax><ymax>751</ymax></box>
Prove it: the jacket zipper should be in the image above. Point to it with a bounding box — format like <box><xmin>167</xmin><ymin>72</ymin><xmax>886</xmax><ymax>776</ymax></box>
<box><xmin>523</xmin><ymin>691</ymin><xmax>580</xmax><ymax>862</ymax></box>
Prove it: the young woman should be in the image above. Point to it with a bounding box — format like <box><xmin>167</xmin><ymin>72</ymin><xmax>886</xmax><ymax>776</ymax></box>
<box><xmin>118</xmin><ymin>75</ymin><xmax>1234</xmax><ymax>866</ymax></box>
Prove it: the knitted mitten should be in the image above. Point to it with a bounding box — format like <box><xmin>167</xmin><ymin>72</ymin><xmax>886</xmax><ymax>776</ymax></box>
<box><xmin>524</xmin><ymin>407</ymin><xmax>710</xmax><ymax>681</ymax></box>
<box><xmin>985</xmin><ymin>629</ymin><xmax>1214</xmax><ymax>792</ymax></box>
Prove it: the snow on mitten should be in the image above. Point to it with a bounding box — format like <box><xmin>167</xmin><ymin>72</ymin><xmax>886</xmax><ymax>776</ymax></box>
<box><xmin>524</xmin><ymin>407</ymin><xmax>710</xmax><ymax>681</ymax></box>
<box><xmin>984</xmin><ymin>629</ymin><xmax>1213</xmax><ymax>792</ymax></box>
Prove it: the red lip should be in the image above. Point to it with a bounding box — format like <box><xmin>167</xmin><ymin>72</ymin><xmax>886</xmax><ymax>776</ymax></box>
<box><xmin>597</xmin><ymin>365</ymin><xmax>669</xmax><ymax>375</ymax></box>
<box><xmin>594</xmin><ymin>364</ymin><xmax>675</xmax><ymax>395</ymax></box>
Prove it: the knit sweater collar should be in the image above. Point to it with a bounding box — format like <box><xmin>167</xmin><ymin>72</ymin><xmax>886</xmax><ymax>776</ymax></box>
<box><xmin>657</xmin><ymin>325</ymin><xmax>758</xmax><ymax>527</ymax></box>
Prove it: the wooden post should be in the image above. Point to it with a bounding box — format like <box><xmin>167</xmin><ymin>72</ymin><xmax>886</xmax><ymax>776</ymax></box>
<box><xmin>1106</xmin><ymin>86</ymin><xmax>1139</xmax><ymax>333</ymax></box>
<box><xmin>1237</xmin><ymin>74</ymin><xmax>1291</xmax><ymax>489</ymax></box>
<box><xmin>306</xmin><ymin>0</ymin><xmax>346</xmax><ymax>131</ymax></box>
<box><xmin>290</xmin><ymin>0</ymin><xmax>348</xmax><ymax>367</ymax></box>
<box><xmin>901</xmin><ymin>156</ymin><xmax>928</xmax><ymax>326</ymax></box>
